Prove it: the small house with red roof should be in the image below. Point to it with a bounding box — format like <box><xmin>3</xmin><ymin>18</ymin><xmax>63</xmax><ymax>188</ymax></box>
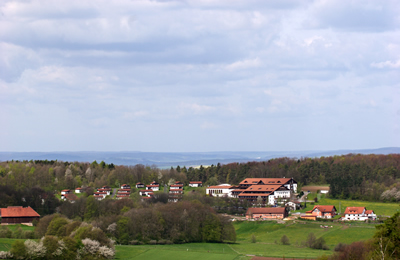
<box><xmin>343</xmin><ymin>207</ymin><xmax>376</xmax><ymax>221</ymax></box>
<box><xmin>0</xmin><ymin>206</ymin><xmax>40</xmax><ymax>224</ymax></box>
<box><xmin>170</xmin><ymin>184</ymin><xmax>183</xmax><ymax>190</ymax></box>
<box><xmin>246</xmin><ymin>207</ymin><xmax>288</xmax><ymax>220</ymax></box>
<box><xmin>136</xmin><ymin>182</ymin><xmax>145</xmax><ymax>188</ymax></box>
<box><xmin>189</xmin><ymin>181</ymin><xmax>202</xmax><ymax>187</ymax></box>
<box><xmin>139</xmin><ymin>190</ymin><xmax>153</xmax><ymax>196</ymax></box>
<box><xmin>121</xmin><ymin>184</ymin><xmax>131</xmax><ymax>189</ymax></box>
<box><xmin>146</xmin><ymin>184</ymin><xmax>159</xmax><ymax>191</ymax></box>
<box><xmin>61</xmin><ymin>189</ymin><xmax>71</xmax><ymax>195</ymax></box>
<box><xmin>302</xmin><ymin>205</ymin><xmax>337</xmax><ymax>220</ymax></box>
<box><xmin>75</xmin><ymin>188</ymin><xmax>83</xmax><ymax>193</ymax></box>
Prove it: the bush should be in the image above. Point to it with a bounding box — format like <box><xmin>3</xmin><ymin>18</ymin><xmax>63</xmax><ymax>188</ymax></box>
<box><xmin>251</xmin><ymin>234</ymin><xmax>256</xmax><ymax>243</ymax></box>
<box><xmin>305</xmin><ymin>233</ymin><xmax>329</xmax><ymax>250</ymax></box>
<box><xmin>334</xmin><ymin>243</ymin><xmax>347</xmax><ymax>252</ymax></box>
<box><xmin>281</xmin><ymin>235</ymin><xmax>290</xmax><ymax>245</ymax></box>
<box><xmin>0</xmin><ymin>226</ymin><xmax>12</xmax><ymax>238</ymax></box>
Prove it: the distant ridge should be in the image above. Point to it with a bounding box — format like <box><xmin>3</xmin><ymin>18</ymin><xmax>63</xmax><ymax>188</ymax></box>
<box><xmin>0</xmin><ymin>147</ymin><xmax>399</xmax><ymax>168</ymax></box>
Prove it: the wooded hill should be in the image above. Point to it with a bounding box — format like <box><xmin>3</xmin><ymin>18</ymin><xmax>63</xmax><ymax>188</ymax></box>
<box><xmin>1</xmin><ymin>153</ymin><xmax>400</xmax><ymax>203</ymax></box>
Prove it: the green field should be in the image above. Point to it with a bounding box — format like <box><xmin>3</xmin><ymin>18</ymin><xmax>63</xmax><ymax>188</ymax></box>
<box><xmin>115</xmin><ymin>244</ymin><xmax>241</xmax><ymax>260</ymax></box>
<box><xmin>298</xmin><ymin>194</ymin><xmax>399</xmax><ymax>216</ymax></box>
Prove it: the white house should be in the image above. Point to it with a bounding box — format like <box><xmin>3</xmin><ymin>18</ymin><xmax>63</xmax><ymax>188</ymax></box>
<box><xmin>75</xmin><ymin>188</ymin><xmax>83</xmax><ymax>193</ymax></box>
<box><xmin>140</xmin><ymin>189</ymin><xmax>153</xmax><ymax>196</ymax></box>
<box><xmin>343</xmin><ymin>207</ymin><xmax>377</xmax><ymax>221</ymax></box>
<box><xmin>61</xmin><ymin>189</ymin><xmax>71</xmax><ymax>195</ymax></box>
<box><xmin>97</xmin><ymin>188</ymin><xmax>111</xmax><ymax>195</ymax></box>
<box><xmin>170</xmin><ymin>184</ymin><xmax>183</xmax><ymax>190</ymax></box>
<box><xmin>136</xmin><ymin>182</ymin><xmax>145</xmax><ymax>188</ymax></box>
<box><xmin>206</xmin><ymin>184</ymin><xmax>234</xmax><ymax>197</ymax></box>
<box><xmin>189</xmin><ymin>181</ymin><xmax>202</xmax><ymax>187</ymax></box>
<box><xmin>146</xmin><ymin>185</ymin><xmax>159</xmax><ymax>191</ymax></box>
<box><xmin>121</xmin><ymin>184</ymin><xmax>131</xmax><ymax>189</ymax></box>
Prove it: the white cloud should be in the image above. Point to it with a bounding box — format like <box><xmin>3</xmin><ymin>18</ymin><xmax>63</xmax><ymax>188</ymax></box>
<box><xmin>371</xmin><ymin>59</ymin><xmax>400</xmax><ymax>69</ymax></box>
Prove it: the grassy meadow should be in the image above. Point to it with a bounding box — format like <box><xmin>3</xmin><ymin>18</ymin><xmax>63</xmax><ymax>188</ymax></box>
<box><xmin>298</xmin><ymin>193</ymin><xmax>400</xmax><ymax>216</ymax></box>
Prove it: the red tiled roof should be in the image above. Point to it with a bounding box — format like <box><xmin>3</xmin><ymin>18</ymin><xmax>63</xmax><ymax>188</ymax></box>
<box><xmin>61</xmin><ymin>189</ymin><xmax>70</xmax><ymax>192</ymax></box>
<box><xmin>246</xmin><ymin>207</ymin><xmax>286</xmax><ymax>215</ymax></box>
<box><xmin>119</xmin><ymin>189</ymin><xmax>131</xmax><ymax>191</ymax></box>
<box><xmin>308</xmin><ymin>205</ymin><xmax>336</xmax><ymax>213</ymax></box>
<box><xmin>147</xmin><ymin>185</ymin><xmax>159</xmax><ymax>187</ymax></box>
<box><xmin>0</xmin><ymin>206</ymin><xmax>40</xmax><ymax>217</ymax></box>
<box><xmin>365</xmin><ymin>210</ymin><xmax>375</xmax><ymax>214</ymax></box>
<box><xmin>94</xmin><ymin>192</ymin><xmax>107</xmax><ymax>194</ymax></box>
<box><xmin>344</xmin><ymin>207</ymin><xmax>366</xmax><ymax>214</ymax></box>
<box><xmin>190</xmin><ymin>181</ymin><xmax>202</xmax><ymax>184</ymax></box>
<box><xmin>75</xmin><ymin>188</ymin><xmax>82</xmax><ymax>190</ymax></box>
<box><xmin>140</xmin><ymin>189</ymin><xmax>152</xmax><ymax>192</ymax></box>
<box><xmin>243</xmin><ymin>185</ymin><xmax>285</xmax><ymax>192</ymax></box>
<box><xmin>136</xmin><ymin>182</ymin><xmax>144</xmax><ymax>184</ymax></box>
<box><xmin>207</xmin><ymin>186</ymin><xmax>233</xmax><ymax>189</ymax></box>
<box><xmin>64</xmin><ymin>193</ymin><xmax>78</xmax><ymax>201</ymax></box>
<box><xmin>170</xmin><ymin>185</ymin><xmax>183</xmax><ymax>187</ymax></box>
<box><xmin>238</xmin><ymin>193</ymin><xmax>270</xmax><ymax>197</ymax></box>
<box><xmin>239</xmin><ymin>178</ymin><xmax>294</xmax><ymax>185</ymax></box>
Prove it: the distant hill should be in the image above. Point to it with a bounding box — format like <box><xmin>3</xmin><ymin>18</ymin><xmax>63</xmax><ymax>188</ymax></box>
<box><xmin>0</xmin><ymin>147</ymin><xmax>399</xmax><ymax>168</ymax></box>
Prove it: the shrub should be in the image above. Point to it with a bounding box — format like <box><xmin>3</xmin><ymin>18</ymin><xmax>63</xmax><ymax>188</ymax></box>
<box><xmin>281</xmin><ymin>235</ymin><xmax>290</xmax><ymax>245</ymax></box>
<box><xmin>251</xmin><ymin>234</ymin><xmax>256</xmax><ymax>243</ymax></box>
<box><xmin>334</xmin><ymin>243</ymin><xmax>347</xmax><ymax>252</ymax></box>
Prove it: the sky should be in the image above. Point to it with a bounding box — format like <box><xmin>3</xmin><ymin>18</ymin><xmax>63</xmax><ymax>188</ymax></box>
<box><xmin>0</xmin><ymin>0</ymin><xmax>399</xmax><ymax>152</ymax></box>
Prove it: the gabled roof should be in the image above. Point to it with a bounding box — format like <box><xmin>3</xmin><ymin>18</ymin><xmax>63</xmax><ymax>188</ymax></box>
<box><xmin>190</xmin><ymin>181</ymin><xmax>202</xmax><ymax>184</ymax></box>
<box><xmin>239</xmin><ymin>178</ymin><xmax>295</xmax><ymax>185</ymax></box>
<box><xmin>64</xmin><ymin>193</ymin><xmax>78</xmax><ymax>201</ymax></box>
<box><xmin>170</xmin><ymin>185</ymin><xmax>183</xmax><ymax>187</ymax></box>
<box><xmin>136</xmin><ymin>182</ymin><xmax>144</xmax><ymax>185</ymax></box>
<box><xmin>61</xmin><ymin>189</ymin><xmax>71</xmax><ymax>192</ymax></box>
<box><xmin>207</xmin><ymin>185</ymin><xmax>233</xmax><ymax>189</ymax></box>
<box><xmin>147</xmin><ymin>184</ymin><xmax>159</xmax><ymax>187</ymax></box>
<box><xmin>119</xmin><ymin>189</ymin><xmax>131</xmax><ymax>191</ymax></box>
<box><xmin>246</xmin><ymin>207</ymin><xmax>286</xmax><ymax>215</ymax></box>
<box><xmin>243</xmin><ymin>185</ymin><xmax>285</xmax><ymax>192</ymax></box>
<box><xmin>0</xmin><ymin>206</ymin><xmax>40</xmax><ymax>218</ymax></box>
<box><xmin>306</xmin><ymin>205</ymin><xmax>336</xmax><ymax>213</ymax></box>
<box><xmin>365</xmin><ymin>210</ymin><xmax>375</xmax><ymax>214</ymax></box>
<box><xmin>344</xmin><ymin>207</ymin><xmax>366</xmax><ymax>214</ymax></box>
<box><xmin>75</xmin><ymin>188</ymin><xmax>82</xmax><ymax>190</ymax></box>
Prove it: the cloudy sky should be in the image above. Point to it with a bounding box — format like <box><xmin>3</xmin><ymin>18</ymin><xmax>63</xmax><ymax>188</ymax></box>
<box><xmin>1</xmin><ymin>0</ymin><xmax>399</xmax><ymax>152</ymax></box>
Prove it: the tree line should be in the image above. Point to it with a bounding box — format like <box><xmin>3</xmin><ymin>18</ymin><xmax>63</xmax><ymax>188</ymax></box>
<box><xmin>1</xmin><ymin>154</ymin><xmax>400</xmax><ymax>202</ymax></box>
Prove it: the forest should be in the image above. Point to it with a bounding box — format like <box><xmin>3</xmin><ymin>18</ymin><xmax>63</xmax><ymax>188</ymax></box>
<box><xmin>1</xmin><ymin>153</ymin><xmax>400</xmax><ymax>203</ymax></box>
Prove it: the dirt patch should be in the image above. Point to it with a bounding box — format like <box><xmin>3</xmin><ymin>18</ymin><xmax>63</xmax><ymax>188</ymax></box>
<box><xmin>341</xmin><ymin>225</ymin><xmax>350</xmax><ymax>230</ymax></box>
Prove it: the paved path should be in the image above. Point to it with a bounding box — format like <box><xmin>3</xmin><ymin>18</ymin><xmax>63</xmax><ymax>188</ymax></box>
<box><xmin>111</xmin><ymin>188</ymin><xmax>118</xmax><ymax>198</ymax></box>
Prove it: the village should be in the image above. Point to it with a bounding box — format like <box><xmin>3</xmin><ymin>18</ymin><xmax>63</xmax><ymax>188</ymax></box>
<box><xmin>0</xmin><ymin>177</ymin><xmax>377</xmax><ymax>226</ymax></box>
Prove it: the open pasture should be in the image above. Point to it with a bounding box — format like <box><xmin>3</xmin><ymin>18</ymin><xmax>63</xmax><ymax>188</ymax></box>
<box><xmin>300</xmin><ymin>195</ymin><xmax>399</xmax><ymax>216</ymax></box>
<box><xmin>115</xmin><ymin>243</ymin><xmax>241</xmax><ymax>260</ymax></box>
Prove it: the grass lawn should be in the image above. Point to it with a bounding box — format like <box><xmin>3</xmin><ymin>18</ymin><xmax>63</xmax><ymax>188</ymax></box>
<box><xmin>5</xmin><ymin>225</ymin><xmax>35</xmax><ymax>232</ymax></box>
<box><xmin>114</xmin><ymin>220</ymin><xmax>378</xmax><ymax>260</ymax></box>
<box><xmin>115</xmin><ymin>243</ymin><xmax>240</xmax><ymax>260</ymax></box>
<box><xmin>231</xmin><ymin>220</ymin><xmax>376</xmax><ymax>258</ymax></box>
<box><xmin>0</xmin><ymin>238</ymin><xmax>19</xmax><ymax>251</ymax></box>
<box><xmin>295</xmin><ymin>195</ymin><xmax>399</xmax><ymax>216</ymax></box>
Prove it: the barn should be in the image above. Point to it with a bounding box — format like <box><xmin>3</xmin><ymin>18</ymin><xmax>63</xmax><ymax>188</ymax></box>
<box><xmin>0</xmin><ymin>206</ymin><xmax>40</xmax><ymax>224</ymax></box>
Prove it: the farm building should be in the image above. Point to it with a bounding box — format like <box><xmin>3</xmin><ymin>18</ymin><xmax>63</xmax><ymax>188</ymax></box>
<box><xmin>246</xmin><ymin>207</ymin><xmax>288</xmax><ymax>220</ymax></box>
<box><xmin>0</xmin><ymin>206</ymin><xmax>40</xmax><ymax>224</ymax></box>
<box><xmin>302</xmin><ymin>205</ymin><xmax>337</xmax><ymax>220</ymax></box>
